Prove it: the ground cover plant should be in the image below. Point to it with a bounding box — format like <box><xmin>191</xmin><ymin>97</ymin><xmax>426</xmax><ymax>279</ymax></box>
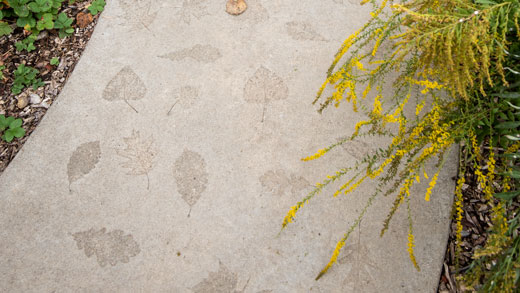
<box><xmin>280</xmin><ymin>0</ymin><xmax>520</xmax><ymax>291</ymax></box>
<box><xmin>0</xmin><ymin>0</ymin><xmax>103</xmax><ymax>172</ymax></box>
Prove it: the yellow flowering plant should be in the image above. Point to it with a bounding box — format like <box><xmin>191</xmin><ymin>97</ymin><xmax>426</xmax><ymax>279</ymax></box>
<box><xmin>280</xmin><ymin>0</ymin><xmax>520</xmax><ymax>289</ymax></box>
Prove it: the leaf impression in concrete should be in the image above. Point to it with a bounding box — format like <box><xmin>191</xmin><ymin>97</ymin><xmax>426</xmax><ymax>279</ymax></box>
<box><xmin>177</xmin><ymin>0</ymin><xmax>208</xmax><ymax>25</ymax></box>
<box><xmin>67</xmin><ymin>141</ymin><xmax>101</xmax><ymax>191</ymax></box>
<box><xmin>192</xmin><ymin>262</ymin><xmax>239</xmax><ymax>293</ymax></box>
<box><xmin>173</xmin><ymin>149</ymin><xmax>208</xmax><ymax>217</ymax></box>
<box><xmin>103</xmin><ymin>66</ymin><xmax>147</xmax><ymax>113</ymax></box>
<box><xmin>286</xmin><ymin>21</ymin><xmax>327</xmax><ymax>41</ymax></box>
<box><xmin>167</xmin><ymin>86</ymin><xmax>199</xmax><ymax>115</ymax></box>
<box><xmin>244</xmin><ymin>66</ymin><xmax>289</xmax><ymax>122</ymax></box>
<box><xmin>159</xmin><ymin>44</ymin><xmax>222</xmax><ymax>64</ymax></box>
<box><xmin>117</xmin><ymin>130</ymin><xmax>156</xmax><ymax>190</ymax></box>
<box><xmin>260</xmin><ymin>169</ymin><xmax>310</xmax><ymax>196</ymax></box>
<box><xmin>119</xmin><ymin>0</ymin><xmax>157</xmax><ymax>32</ymax></box>
<box><xmin>338</xmin><ymin>137</ymin><xmax>375</xmax><ymax>160</ymax></box>
<box><xmin>72</xmin><ymin>227</ymin><xmax>140</xmax><ymax>267</ymax></box>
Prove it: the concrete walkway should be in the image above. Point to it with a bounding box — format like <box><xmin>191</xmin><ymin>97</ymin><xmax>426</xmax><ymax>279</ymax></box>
<box><xmin>0</xmin><ymin>1</ymin><xmax>456</xmax><ymax>292</ymax></box>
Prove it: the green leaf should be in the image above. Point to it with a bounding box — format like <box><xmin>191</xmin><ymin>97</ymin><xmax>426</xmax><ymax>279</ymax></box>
<box><xmin>493</xmin><ymin>190</ymin><xmax>520</xmax><ymax>201</ymax></box>
<box><xmin>2</xmin><ymin>130</ymin><xmax>14</xmax><ymax>142</ymax></box>
<box><xmin>493</xmin><ymin>92</ymin><xmax>520</xmax><ymax>99</ymax></box>
<box><xmin>16</xmin><ymin>16</ymin><xmax>36</xmax><ymax>28</ymax></box>
<box><xmin>495</xmin><ymin>121</ymin><xmax>520</xmax><ymax>129</ymax></box>
<box><xmin>5</xmin><ymin>116</ymin><xmax>15</xmax><ymax>126</ymax></box>
<box><xmin>36</xmin><ymin>13</ymin><xmax>54</xmax><ymax>30</ymax></box>
<box><xmin>88</xmin><ymin>0</ymin><xmax>105</xmax><ymax>15</ymax></box>
<box><xmin>11</xmin><ymin>127</ymin><xmax>25</xmax><ymax>138</ymax></box>
<box><xmin>506</xmin><ymin>135</ymin><xmax>520</xmax><ymax>141</ymax></box>
<box><xmin>0</xmin><ymin>21</ymin><xmax>13</xmax><ymax>36</ymax></box>
<box><xmin>507</xmin><ymin>170</ymin><xmax>520</xmax><ymax>179</ymax></box>
<box><xmin>9</xmin><ymin>118</ymin><xmax>22</xmax><ymax>129</ymax></box>
<box><xmin>50</xmin><ymin>57</ymin><xmax>59</xmax><ymax>65</ymax></box>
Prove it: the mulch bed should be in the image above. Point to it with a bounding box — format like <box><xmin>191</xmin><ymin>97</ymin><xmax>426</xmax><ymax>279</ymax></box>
<box><xmin>0</xmin><ymin>0</ymin><xmax>100</xmax><ymax>173</ymax></box>
<box><xmin>438</xmin><ymin>147</ymin><xmax>520</xmax><ymax>292</ymax></box>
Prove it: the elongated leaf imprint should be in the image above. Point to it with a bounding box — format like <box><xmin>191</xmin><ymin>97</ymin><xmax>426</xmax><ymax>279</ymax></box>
<box><xmin>286</xmin><ymin>21</ymin><xmax>326</xmax><ymax>41</ymax></box>
<box><xmin>67</xmin><ymin>141</ymin><xmax>101</xmax><ymax>190</ymax></box>
<box><xmin>72</xmin><ymin>227</ymin><xmax>140</xmax><ymax>267</ymax></box>
<box><xmin>103</xmin><ymin>66</ymin><xmax>147</xmax><ymax>113</ymax></box>
<box><xmin>173</xmin><ymin>150</ymin><xmax>208</xmax><ymax>216</ymax></box>
<box><xmin>160</xmin><ymin>44</ymin><xmax>222</xmax><ymax>64</ymax></box>
<box><xmin>192</xmin><ymin>262</ymin><xmax>238</xmax><ymax>293</ymax></box>
<box><xmin>244</xmin><ymin>66</ymin><xmax>288</xmax><ymax>122</ymax></box>
<box><xmin>117</xmin><ymin>130</ymin><xmax>156</xmax><ymax>190</ymax></box>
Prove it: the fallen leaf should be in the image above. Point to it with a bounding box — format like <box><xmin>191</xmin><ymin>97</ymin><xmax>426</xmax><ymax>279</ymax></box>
<box><xmin>76</xmin><ymin>12</ymin><xmax>93</xmax><ymax>28</ymax></box>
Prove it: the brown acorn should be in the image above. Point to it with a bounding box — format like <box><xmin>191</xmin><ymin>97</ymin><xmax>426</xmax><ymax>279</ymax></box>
<box><xmin>226</xmin><ymin>0</ymin><xmax>247</xmax><ymax>16</ymax></box>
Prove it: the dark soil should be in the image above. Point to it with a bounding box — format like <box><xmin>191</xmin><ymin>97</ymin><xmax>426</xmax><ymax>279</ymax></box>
<box><xmin>0</xmin><ymin>1</ymin><xmax>101</xmax><ymax>173</ymax></box>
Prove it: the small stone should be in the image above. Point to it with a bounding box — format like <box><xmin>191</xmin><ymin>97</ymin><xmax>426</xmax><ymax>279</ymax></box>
<box><xmin>226</xmin><ymin>0</ymin><xmax>247</xmax><ymax>15</ymax></box>
<box><xmin>17</xmin><ymin>95</ymin><xmax>29</xmax><ymax>109</ymax></box>
<box><xmin>29</xmin><ymin>93</ymin><xmax>41</xmax><ymax>104</ymax></box>
<box><xmin>36</xmin><ymin>30</ymin><xmax>48</xmax><ymax>41</ymax></box>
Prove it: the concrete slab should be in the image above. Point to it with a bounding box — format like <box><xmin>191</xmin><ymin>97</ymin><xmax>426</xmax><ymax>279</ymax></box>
<box><xmin>0</xmin><ymin>0</ymin><xmax>457</xmax><ymax>292</ymax></box>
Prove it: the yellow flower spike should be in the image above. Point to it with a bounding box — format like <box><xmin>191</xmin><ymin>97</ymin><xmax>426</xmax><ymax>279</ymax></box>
<box><xmin>302</xmin><ymin>149</ymin><xmax>328</xmax><ymax>161</ymax></box>
<box><xmin>352</xmin><ymin>120</ymin><xmax>370</xmax><ymax>137</ymax></box>
<box><xmin>424</xmin><ymin>172</ymin><xmax>439</xmax><ymax>201</ymax></box>
<box><xmin>407</xmin><ymin>233</ymin><xmax>420</xmax><ymax>271</ymax></box>
<box><xmin>316</xmin><ymin>239</ymin><xmax>346</xmax><ymax>280</ymax></box>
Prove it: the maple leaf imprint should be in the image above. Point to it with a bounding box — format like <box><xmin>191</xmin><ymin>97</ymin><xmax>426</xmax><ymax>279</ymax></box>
<box><xmin>118</xmin><ymin>0</ymin><xmax>158</xmax><ymax>33</ymax></box>
<box><xmin>117</xmin><ymin>130</ymin><xmax>156</xmax><ymax>190</ymax></box>
<box><xmin>338</xmin><ymin>224</ymin><xmax>379</xmax><ymax>291</ymax></box>
<box><xmin>244</xmin><ymin>66</ymin><xmax>289</xmax><ymax>123</ymax></box>
<box><xmin>72</xmin><ymin>227</ymin><xmax>140</xmax><ymax>267</ymax></box>
<box><xmin>192</xmin><ymin>262</ymin><xmax>250</xmax><ymax>293</ymax></box>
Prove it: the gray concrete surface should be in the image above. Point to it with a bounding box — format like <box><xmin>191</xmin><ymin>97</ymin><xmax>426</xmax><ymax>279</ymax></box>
<box><xmin>0</xmin><ymin>0</ymin><xmax>457</xmax><ymax>292</ymax></box>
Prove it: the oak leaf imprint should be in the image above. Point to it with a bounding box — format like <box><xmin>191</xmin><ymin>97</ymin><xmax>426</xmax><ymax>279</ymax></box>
<box><xmin>67</xmin><ymin>141</ymin><xmax>101</xmax><ymax>190</ymax></box>
<box><xmin>260</xmin><ymin>169</ymin><xmax>310</xmax><ymax>196</ymax></box>
<box><xmin>117</xmin><ymin>130</ymin><xmax>156</xmax><ymax>190</ymax></box>
<box><xmin>119</xmin><ymin>0</ymin><xmax>157</xmax><ymax>31</ymax></box>
<box><xmin>173</xmin><ymin>150</ymin><xmax>208</xmax><ymax>216</ymax></box>
<box><xmin>72</xmin><ymin>227</ymin><xmax>140</xmax><ymax>267</ymax></box>
<box><xmin>177</xmin><ymin>0</ymin><xmax>208</xmax><ymax>25</ymax></box>
<box><xmin>160</xmin><ymin>44</ymin><xmax>222</xmax><ymax>64</ymax></box>
<box><xmin>167</xmin><ymin>86</ymin><xmax>199</xmax><ymax>115</ymax></box>
<box><xmin>192</xmin><ymin>262</ymin><xmax>240</xmax><ymax>293</ymax></box>
<box><xmin>244</xmin><ymin>66</ymin><xmax>288</xmax><ymax>122</ymax></box>
<box><xmin>103</xmin><ymin>66</ymin><xmax>147</xmax><ymax>113</ymax></box>
<box><xmin>286</xmin><ymin>21</ymin><xmax>327</xmax><ymax>41</ymax></box>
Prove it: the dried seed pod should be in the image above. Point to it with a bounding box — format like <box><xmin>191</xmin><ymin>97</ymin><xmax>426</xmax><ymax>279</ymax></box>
<box><xmin>226</xmin><ymin>0</ymin><xmax>247</xmax><ymax>15</ymax></box>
